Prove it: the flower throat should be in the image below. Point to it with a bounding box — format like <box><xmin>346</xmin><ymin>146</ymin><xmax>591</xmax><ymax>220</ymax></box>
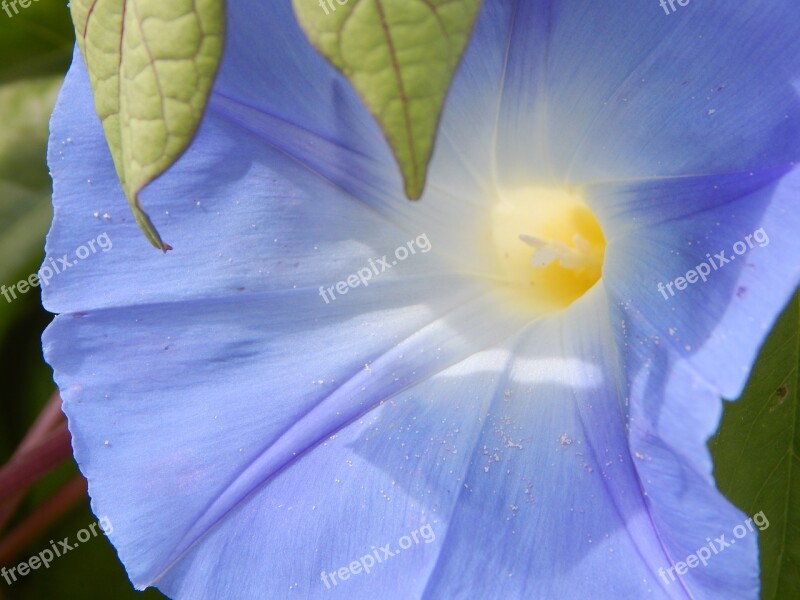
<box><xmin>489</xmin><ymin>187</ymin><xmax>606</xmax><ymax>312</ymax></box>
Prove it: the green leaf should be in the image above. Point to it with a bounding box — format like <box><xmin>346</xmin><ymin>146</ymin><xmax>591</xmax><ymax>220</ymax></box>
<box><xmin>293</xmin><ymin>0</ymin><xmax>483</xmax><ymax>199</ymax></box>
<box><xmin>70</xmin><ymin>0</ymin><xmax>226</xmax><ymax>250</ymax></box>
<box><xmin>709</xmin><ymin>293</ymin><xmax>800</xmax><ymax>600</ymax></box>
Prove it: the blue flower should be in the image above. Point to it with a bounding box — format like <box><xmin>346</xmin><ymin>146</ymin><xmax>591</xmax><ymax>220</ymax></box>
<box><xmin>43</xmin><ymin>1</ymin><xmax>800</xmax><ymax>598</ymax></box>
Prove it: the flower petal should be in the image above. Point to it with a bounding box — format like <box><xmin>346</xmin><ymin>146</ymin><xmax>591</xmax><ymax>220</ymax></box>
<box><xmin>51</xmin><ymin>286</ymin><xmax>688</xmax><ymax>599</ymax></box>
<box><xmin>46</xmin><ymin>277</ymin><xmax>533</xmax><ymax>589</ymax></box>
<box><xmin>418</xmin><ymin>289</ymin><xmax>673</xmax><ymax>598</ymax></box>
<box><xmin>598</xmin><ymin>166</ymin><xmax>800</xmax><ymax>398</ymax></box>
<box><xmin>478</xmin><ymin>1</ymin><xmax>800</xmax><ymax>183</ymax></box>
<box><xmin>595</xmin><ymin>167</ymin><xmax>800</xmax><ymax>597</ymax></box>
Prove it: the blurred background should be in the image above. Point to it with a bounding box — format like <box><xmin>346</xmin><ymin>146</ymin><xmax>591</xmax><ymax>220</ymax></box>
<box><xmin>0</xmin><ymin>2</ymin><xmax>161</xmax><ymax>598</ymax></box>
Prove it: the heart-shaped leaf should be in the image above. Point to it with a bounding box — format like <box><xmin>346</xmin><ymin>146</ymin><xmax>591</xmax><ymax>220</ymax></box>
<box><xmin>70</xmin><ymin>0</ymin><xmax>226</xmax><ymax>250</ymax></box>
<box><xmin>293</xmin><ymin>0</ymin><xmax>483</xmax><ymax>199</ymax></box>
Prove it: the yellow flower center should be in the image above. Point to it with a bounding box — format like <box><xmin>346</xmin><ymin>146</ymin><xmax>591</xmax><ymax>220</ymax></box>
<box><xmin>489</xmin><ymin>186</ymin><xmax>606</xmax><ymax>312</ymax></box>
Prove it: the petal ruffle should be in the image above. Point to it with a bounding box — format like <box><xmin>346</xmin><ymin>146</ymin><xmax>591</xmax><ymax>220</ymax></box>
<box><xmin>596</xmin><ymin>167</ymin><xmax>800</xmax><ymax>598</ymax></box>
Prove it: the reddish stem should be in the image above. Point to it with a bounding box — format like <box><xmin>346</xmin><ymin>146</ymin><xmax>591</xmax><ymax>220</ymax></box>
<box><xmin>0</xmin><ymin>391</ymin><xmax>66</xmax><ymax>531</ymax></box>
<box><xmin>17</xmin><ymin>392</ymin><xmax>66</xmax><ymax>454</ymax></box>
<box><xmin>0</xmin><ymin>475</ymin><xmax>87</xmax><ymax>566</ymax></box>
<box><xmin>0</xmin><ymin>425</ymin><xmax>72</xmax><ymax>505</ymax></box>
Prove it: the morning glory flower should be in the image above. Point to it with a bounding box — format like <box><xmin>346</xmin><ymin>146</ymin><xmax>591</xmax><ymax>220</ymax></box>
<box><xmin>43</xmin><ymin>1</ymin><xmax>800</xmax><ymax>599</ymax></box>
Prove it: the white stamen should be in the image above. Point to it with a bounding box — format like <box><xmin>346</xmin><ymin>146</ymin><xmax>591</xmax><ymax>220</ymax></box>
<box><xmin>518</xmin><ymin>234</ymin><xmax>599</xmax><ymax>271</ymax></box>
